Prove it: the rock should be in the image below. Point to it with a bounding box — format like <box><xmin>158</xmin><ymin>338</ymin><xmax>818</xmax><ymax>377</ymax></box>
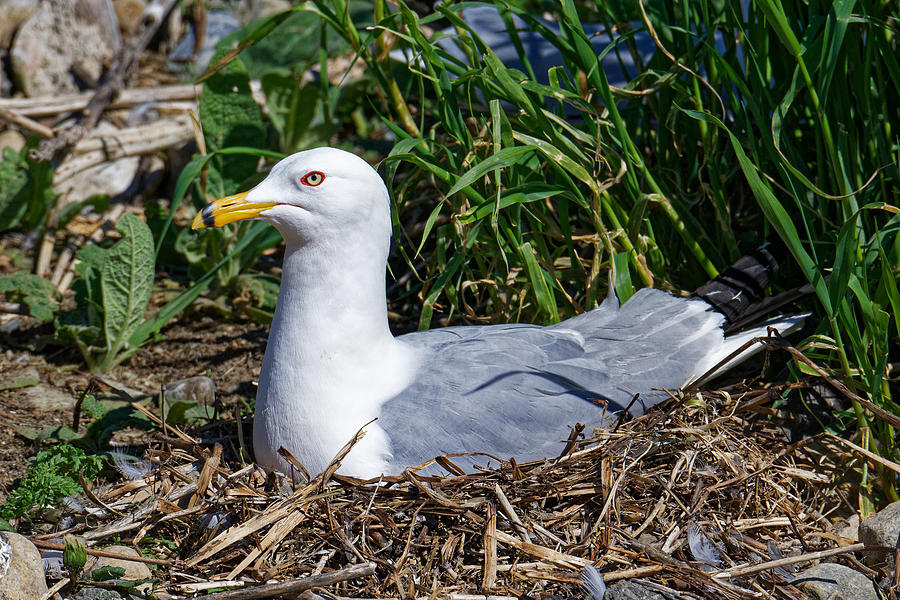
<box><xmin>0</xmin><ymin>0</ymin><xmax>37</xmax><ymax>49</ymax></box>
<box><xmin>606</xmin><ymin>579</ymin><xmax>677</xmax><ymax>600</ymax></box>
<box><xmin>85</xmin><ymin>545</ymin><xmax>151</xmax><ymax>590</ymax></box>
<box><xmin>112</xmin><ymin>0</ymin><xmax>146</xmax><ymax>35</ymax></box>
<box><xmin>10</xmin><ymin>0</ymin><xmax>121</xmax><ymax>97</ymax></box>
<box><xmin>0</xmin><ymin>531</ymin><xmax>49</xmax><ymax>600</ymax></box>
<box><xmin>859</xmin><ymin>500</ymin><xmax>900</xmax><ymax>564</ymax></box>
<box><xmin>54</xmin><ymin>156</ymin><xmax>141</xmax><ymax>204</ymax></box>
<box><xmin>168</xmin><ymin>11</ymin><xmax>239</xmax><ymax>72</ymax></box>
<box><xmin>53</xmin><ymin>122</ymin><xmax>142</xmax><ymax>204</ymax></box>
<box><xmin>250</xmin><ymin>0</ymin><xmax>291</xmax><ymax>21</ymax></box>
<box><xmin>0</xmin><ymin>365</ymin><xmax>39</xmax><ymax>392</ymax></box>
<box><xmin>164</xmin><ymin>376</ymin><xmax>216</xmax><ymax>407</ymax></box>
<box><xmin>793</xmin><ymin>562</ymin><xmax>878</xmax><ymax>600</ymax></box>
<box><xmin>72</xmin><ymin>587</ymin><xmax>124</xmax><ymax>600</ymax></box>
<box><xmin>20</xmin><ymin>383</ymin><xmax>76</xmax><ymax>412</ymax></box>
<box><xmin>835</xmin><ymin>513</ymin><xmax>860</xmax><ymax>543</ymax></box>
<box><xmin>0</xmin><ymin>130</ymin><xmax>26</xmax><ymax>154</ymax></box>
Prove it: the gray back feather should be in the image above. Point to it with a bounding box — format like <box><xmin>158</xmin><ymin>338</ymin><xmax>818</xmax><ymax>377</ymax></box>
<box><xmin>378</xmin><ymin>289</ymin><xmax>726</xmax><ymax>472</ymax></box>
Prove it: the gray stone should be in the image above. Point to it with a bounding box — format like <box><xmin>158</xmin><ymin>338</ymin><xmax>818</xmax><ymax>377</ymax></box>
<box><xmin>72</xmin><ymin>587</ymin><xmax>124</xmax><ymax>600</ymax></box>
<box><xmin>792</xmin><ymin>562</ymin><xmax>878</xmax><ymax>600</ymax></box>
<box><xmin>10</xmin><ymin>0</ymin><xmax>121</xmax><ymax>97</ymax></box>
<box><xmin>168</xmin><ymin>11</ymin><xmax>239</xmax><ymax>72</ymax></box>
<box><xmin>54</xmin><ymin>124</ymin><xmax>142</xmax><ymax>202</ymax></box>
<box><xmin>85</xmin><ymin>545</ymin><xmax>151</xmax><ymax>585</ymax></box>
<box><xmin>0</xmin><ymin>130</ymin><xmax>26</xmax><ymax>154</ymax></box>
<box><xmin>859</xmin><ymin>500</ymin><xmax>900</xmax><ymax>564</ymax></box>
<box><xmin>0</xmin><ymin>365</ymin><xmax>38</xmax><ymax>392</ymax></box>
<box><xmin>112</xmin><ymin>0</ymin><xmax>147</xmax><ymax>35</ymax></box>
<box><xmin>20</xmin><ymin>383</ymin><xmax>76</xmax><ymax>411</ymax></box>
<box><xmin>0</xmin><ymin>0</ymin><xmax>37</xmax><ymax>49</ymax></box>
<box><xmin>606</xmin><ymin>580</ymin><xmax>677</xmax><ymax>600</ymax></box>
<box><xmin>0</xmin><ymin>531</ymin><xmax>49</xmax><ymax>600</ymax></box>
<box><xmin>164</xmin><ymin>375</ymin><xmax>216</xmax><ymax>407</ymax></box>
<box><xmin>836</xmin><ymin>513</ymin><xmax>860</xmax><ymax>543</ymax></box>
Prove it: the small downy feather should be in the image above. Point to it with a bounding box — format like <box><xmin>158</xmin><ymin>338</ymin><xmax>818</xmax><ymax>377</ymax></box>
<box><xmin>581</xmin><ymin>565</ymin><xmax>606</xmax><ymax>600</ymax></box>
<box><xmin>110</xmin><ymin>449</ymin><xmax>151</xmax><ymax>480</ymax></box>
<box><xmin>687</xmin><ymin>521</ymin><xmax>722</xmax><ymax>566</ymax></box>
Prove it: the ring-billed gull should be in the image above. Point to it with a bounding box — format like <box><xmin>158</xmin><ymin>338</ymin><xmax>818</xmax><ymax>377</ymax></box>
<box><xmin>192</xmin><ymin>147</ymin><xmax>802</xmax><ymax>478</ymax></box>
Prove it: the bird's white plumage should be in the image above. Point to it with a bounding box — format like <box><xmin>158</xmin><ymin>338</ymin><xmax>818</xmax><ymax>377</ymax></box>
<box><xmin>208</xmin><ymin>148</ymin><xmax>801</xmax><ymax>479</ymax></box>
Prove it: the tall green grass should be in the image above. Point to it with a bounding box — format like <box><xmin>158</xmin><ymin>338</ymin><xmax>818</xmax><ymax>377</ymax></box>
<box><xmin>213</xmin><ymin>0</ymin><xmax>899</xmax><ymax>501</ymax></box>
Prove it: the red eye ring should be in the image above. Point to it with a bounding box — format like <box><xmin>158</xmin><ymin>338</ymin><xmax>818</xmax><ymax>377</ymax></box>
<box><xmin>301</xmin><ymin>171</ymin><xmax>325</xmax><ymax>186</ymax></box>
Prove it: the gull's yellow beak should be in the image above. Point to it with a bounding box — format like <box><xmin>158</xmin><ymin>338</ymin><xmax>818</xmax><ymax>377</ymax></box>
<box><xmin>191</xmin><ymin>191</ymin><xmax>279</xmax><ymax>229</ymax></box>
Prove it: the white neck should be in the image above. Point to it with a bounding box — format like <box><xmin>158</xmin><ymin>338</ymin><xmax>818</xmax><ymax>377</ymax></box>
<box><xmin>253</xmin><ymin>237</ymin><xmax>416</xmax><ymax>478</ymax></box>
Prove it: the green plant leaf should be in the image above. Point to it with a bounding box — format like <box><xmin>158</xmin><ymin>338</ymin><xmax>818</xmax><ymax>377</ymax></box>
<box><xmin>99</xmin><ymin>213</ymin><xmax>154</xmax><ymax>372</ymax></box>
<box><xmin>0</xmin><ymin>271</ymin><xmax>57</xmax><ymax>321</ymax></box>
<box><xmin>0</xmin><ymin>445</ymin><xmax>102</xmax><ymax>519</ymax></box>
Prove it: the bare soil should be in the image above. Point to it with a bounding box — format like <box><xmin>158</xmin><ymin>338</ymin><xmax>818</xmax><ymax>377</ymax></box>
<box><xmin>0</xmin><ymin>316</ymin><xmax>267</xmax><ymax>501</ymax></box>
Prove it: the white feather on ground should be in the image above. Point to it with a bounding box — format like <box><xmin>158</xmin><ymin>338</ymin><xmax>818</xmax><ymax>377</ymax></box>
<box><xmin>581</xmin><ymin>565</ymin><xmax>606</xmax><ymax>600</ymax></box>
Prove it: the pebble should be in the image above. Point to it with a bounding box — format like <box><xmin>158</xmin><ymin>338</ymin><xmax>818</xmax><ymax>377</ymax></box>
<box><xmin>793</xmin><ymin>562</ymin><xmax>879</xmax><ymax>600</ymax></box>
<box><xmin>0</xmin><ymin>365</ymin><xmax>39</xmax><ymax>392</ymax></box>
<box><xmin>0</xmin><ymin>0</ymin><xmax>37</xmax><ymax>49</ymax></box>
<box><xmin>605</xmin><ymin>579</ymin><xmax>673</xmax><ymax>600</ymax></box>
<box><xmin>168</xmin><ymin>11</ymin><xmax>239</xmax><ymax>72</ymax></box>
<box><xmin>72</xmin><ymin>587</ymin><xmax>124</xmax><ymax>600</ymax></box>
<box><xmin>20</xmin><ymin>383</ymin><xmax>76</xmax><ymax>412</ymax></box>
<box><xmin>0</xmin><ymin>531</ymin><xmax>49</xmax><ymax>600</ymax></box>
<box><xmin>85</xmin><ymin>545</ymin><xmax>151</xmax><ymax>591</ymax></box>
<box><xmin>0</xmin><ymin>130</ymin><xmax>26</xmax><ymax>154</ymax></box>
<box><xmin>165</xmin><ymin>375</ymin><xmax>216</xmax><ymax>407</ymax></box>
<box><xmin>858</xmin><ymin>499</ymin><xmax>900</xmax><ymax>564</ymax></box>
<box><xmin>112</xmin><ymin>0</ymin><xmax>147</xmax><ymax>35</ymax></box>
<box><xmin>10</xmin><ymin>0</ymin><xmax>121</xmax><ymax>97</ymax></box>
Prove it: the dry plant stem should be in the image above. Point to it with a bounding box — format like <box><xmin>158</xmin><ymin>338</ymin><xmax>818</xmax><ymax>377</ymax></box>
<box><xmin>39</xmin><ymin>577</ymin><xmax>69</xmax><ymax>600</ymax></box>
<box><xmin>713</xmin><ymin>542</ymin><xmax>866</xmax><ymax>578</ymax></box>
<box><xmin>30</xmin><ymin>539</ymin><xmax>172</xmax><ymax>566</ymax></box>
<box><xmin>0</xmin><ymin>106</ymin><xmax>54</xmax><ymax>138</ymax></box>
<box><xmin>36</xmin><ymin>227</ymin><xmax>55</xmax><ymax>277</ymax></box>
<box><xmin>199</xmin><ymin>562</ymin><xmax>376</xmax><ymax>600</ymax></box>
<box><xmin>483</xmin><ymin>502</ymin><xmax>498</xmax><ymax>589</ymax></box>
<box><xmin>0</xmin><ymin>85</ymin><xmax>200</xmax><ymax>117</ymax></box>
<box><xmin>689</xmin><ymin>333</ymin><xmax>900</xmax><ymax>430</ymax></box>
<box><xmin>0</xmin><ymin>301</ymin><xmax>28</xmax><ymax>315</ymax></box>
<box><xmin>826</xmin><ymin>434</ymin><xmax>900</xmax><ymax>476</ymax></box>
<box><xmin>53</xmin><ymin>115</ymin><xmax>193</xmax><ymax>186</ymax></box>
<box><xmin>493</xmin><ymin>482</ymin><xmax>532</xmax><ymax>543</ymax></box>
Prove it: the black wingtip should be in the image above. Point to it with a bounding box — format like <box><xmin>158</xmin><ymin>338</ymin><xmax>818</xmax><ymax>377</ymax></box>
<box><xmin>692</xmin><ymin>240</ymin><xmax>784</xmax><ymax>323</ymax></box>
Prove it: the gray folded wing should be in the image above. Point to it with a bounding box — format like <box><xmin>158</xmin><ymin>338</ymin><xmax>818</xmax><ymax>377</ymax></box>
<box><xmin>378</xmin><ymin>288</ymin><xmax>725</xmax><ymax>471</ymax></box>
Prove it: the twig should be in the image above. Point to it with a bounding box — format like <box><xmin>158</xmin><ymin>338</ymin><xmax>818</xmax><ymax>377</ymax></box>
<box><xmin>482</xmin><ymin>502</ymin><xmax>498</xmax><ymax>589</ymax></box>
<box><xmin>30</xmin><ymin>539</ymin><xmax>172</xmax><ymax>566</ymax></box>
<box><xmin>39</xmin><ymin>577</ymin><xmax>69</xmax><ymax>600</ymax></box>
<box><xmin>198</xmin><ymin>562</ymin><xmax>376</xmax><ymax>600</ymax></box>
<box><xmin>53</xmin><ymin>114</ymin><xmax>193</xmax><ymax>186</ymax></box>
<box><xmin>84</xmin><ymin>0</ymin><xmax>178</xmax><ymax>129</ymax></box>
<box><xmin>713</xmin><ymin>542</ymin><xmax>866</xmax><ymax>578</ymax></box>
<box><xmin>0</xmin><ymin>84</ymin><xmax>200</xmax><ymax>117</ymax></box>
<box><xmin>0</xmin><ymin>301</ymin><xmax>28</xmax><ymax>315</ymax></box>
<box><xmin>30</xmin><ymin>0</ymin><xmax>179</xmax><ymax>161</ymax></box>
<box><xmin>493</xmin><ymin>482</ymin><xmax>532</xmax><ymax>543</ymax></box>
<box><xmin>827</xmin><ymin>434</ymin><xmax>900</xmax><ymax>476</ymax></box>
<box><xmin>0</xmin><ymin>106</ymin><xmax>54</xmax><ymax>138</ymax></box>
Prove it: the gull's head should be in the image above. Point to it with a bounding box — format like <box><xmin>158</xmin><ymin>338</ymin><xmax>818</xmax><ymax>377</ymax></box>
<box><xmin>191</xmin><ymin>147</ymin><xmax>390</xmax><ymax>246</ymax></box>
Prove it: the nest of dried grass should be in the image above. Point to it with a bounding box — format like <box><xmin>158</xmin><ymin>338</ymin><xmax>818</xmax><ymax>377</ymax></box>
<box><xmin>19</xmin><ymin>369</ymin><xmax>874</xmax><ymax>600</ymax></box>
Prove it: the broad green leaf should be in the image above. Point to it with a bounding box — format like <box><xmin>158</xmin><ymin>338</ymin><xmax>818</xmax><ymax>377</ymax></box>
<box><xmin>0</xmin><ymin>272</ymin><xmax>57</xmax><ymax>321</ymax></box>
<box><xmin>99</xmin><ymin>214</ymin><xmax>154</xmax><ymax>372</ymax></box>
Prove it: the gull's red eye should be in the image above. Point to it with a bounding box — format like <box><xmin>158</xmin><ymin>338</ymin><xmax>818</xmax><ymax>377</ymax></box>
<box><xmin>301</xmin><ymin>171</ymin><xmax>325</xmax><ymax>186</ymax></box>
